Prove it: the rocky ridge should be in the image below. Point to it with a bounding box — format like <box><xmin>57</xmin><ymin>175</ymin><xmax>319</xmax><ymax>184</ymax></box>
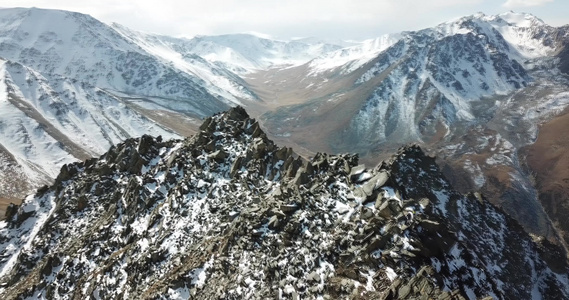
<box><xmin>0</xmin><ymin>107</ymin><xmax>567</xmax><ymax>299</ymax></box>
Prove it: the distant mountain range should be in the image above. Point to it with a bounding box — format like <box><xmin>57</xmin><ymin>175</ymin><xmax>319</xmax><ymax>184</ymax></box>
<box><xmin>1</xmin><ymin>7</ymin><xmax>569</xmax><ymax>259</ymax></box>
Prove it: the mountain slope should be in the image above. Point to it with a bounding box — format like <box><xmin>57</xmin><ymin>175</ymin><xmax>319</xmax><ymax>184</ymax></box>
<box><xmin>0</xmin><ymin>7</ymin><xmax>255</xmax><ymax>106</ymax></box>
<box><xmin>0</xmin><ymin>107</ymin><xmax>567</xmax><ymax>299</ymax></box>
<box><xmin>258</xmin><ymin>12</ymin><xmax>564</xmax><ymax>150</ymax></box>
<box><xmin>521</xmin><ymin>107</ymin><xmax>569</xmax><ymax>254</ymax></box>
<box><xmin>0</xmin><ymin>57</ymin><xmax>181</xmax><ymax>201</ymax></box>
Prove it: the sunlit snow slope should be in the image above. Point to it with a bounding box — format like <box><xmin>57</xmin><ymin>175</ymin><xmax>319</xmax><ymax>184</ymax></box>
<box><xmin>0</xmin><ymin>7</ymin><xmax>260</xmax><ymax>199</ymax></box>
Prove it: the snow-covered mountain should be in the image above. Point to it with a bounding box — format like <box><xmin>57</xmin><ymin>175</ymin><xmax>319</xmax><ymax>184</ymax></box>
<box><xmin>0</xmin><ymin>57</ymin><xmax>182</xmax><ymax>196</ymax></box>
<box><xmin>308</xmin><ymin>33</ymin><xmax>403</xmax><ymax>74</ymax></box>
<box><xmin>261</xmin><ymin>11</ymin><xmax>566</xmax><ymax>149</ymax></box>
<box><xmin>181</xmin><ymin>34</ymin><xmax>345</xmax><ymax>74</ymax></box>
<box><xmin>252</xmin><ymin>12</ymin><xmax>569</xmax><ymax>250</ymax></box>
<box><xmin>111</xmin><ymin>23</ymin><xmax>346</xmax><ymax>75</ymax></box>
<box><xmin>1</xmin><ymin>107</ymin><xmax>567</xmax><ymax>299</ymax></box>
<box><xmin>308</xmin><ymin>12</ymin><xmax>559</xmax><ymax>75</ymax></box>
<box><xmin>0</xmin><ymin>7</ymin><xmax>252</xmax><ymax>200</ymax></box>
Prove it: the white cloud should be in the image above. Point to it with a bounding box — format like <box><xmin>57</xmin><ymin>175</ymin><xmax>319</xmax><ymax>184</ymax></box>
<box><xmin>503</xmin><ymin>0</ymin><xmax>554</xmax><ymax>8</ymax></box>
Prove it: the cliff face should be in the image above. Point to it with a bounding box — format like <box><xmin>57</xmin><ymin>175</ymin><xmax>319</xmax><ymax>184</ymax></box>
<box><xmin>0</xmin><ymin>107</ymin><xmax>567</xmax><ymax>299</ymax></box>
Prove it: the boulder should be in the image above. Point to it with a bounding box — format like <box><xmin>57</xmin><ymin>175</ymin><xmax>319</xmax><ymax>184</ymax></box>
<box><xmin>227</xmin><ymin>106</ymin><xmax>249</xmax><ymax>121</ymax></box>
<box><xmin>377</xmin><ymin>200</ymin><xmax>395</xmax><ymax>219</ymax></box>
<box><xmin>5</xmin><ymin>203</ymin><xmax>19</xmax><ymax>220</ymax></box>
<box><xmin>209</xmin><ymin>149</ymin><xmax>227</xmax><ymax>162</ymax></box>
<box><xmin>349</xmin><ymin>164</ymin><xmax>366</xmax><ymax>182</ymax></box>
<box><xmin>275</xmin><ymin>147</ymin><xmax>292</xmax><ymax>161</ymax></box>
<box><xmin>136</xmin><ymin>134</ymin><xmax>155</xmax><ymax>155</ymax></box>
<box><xmin>292</xmin><ymin>169</ymin><xmax>310</xmax><ymax>187</ymax></box>
<box><xmin>230</xmin><ymin>157</ymin><xmax>244</xmax><ymax>178</ymax></box>
<box><xmin>280</xmin><ymin>204</ymin><xmax>299</xmax><ymax>214</ymax></box>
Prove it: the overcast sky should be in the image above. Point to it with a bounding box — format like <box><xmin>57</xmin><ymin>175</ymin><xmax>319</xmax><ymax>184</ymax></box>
<box><xmin>0</xmin><ymin>0</ymin><xmax>567</xmax><ymax>40</ymax></box>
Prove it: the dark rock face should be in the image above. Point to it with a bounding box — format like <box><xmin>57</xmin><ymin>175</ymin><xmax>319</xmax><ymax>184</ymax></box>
<box><xmin>0</xmin><ymin>107</ymin><xmax>567</xmax><ymax>299</ymax></box>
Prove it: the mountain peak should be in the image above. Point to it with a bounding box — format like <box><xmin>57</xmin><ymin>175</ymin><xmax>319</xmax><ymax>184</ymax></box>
<box><xmin>242</xmin><ymin>31</ymin><xmax>274</xmax><ymax>40</ymax></box>
<box><xmin>497</xmin><ymin>10</ymin><xmax>545</xmax><ymax>27</ymax></box>
<box><xmin>440</xmin><ymin>11</ymin><xmax>546</xmax><ymax>33</ymax></box>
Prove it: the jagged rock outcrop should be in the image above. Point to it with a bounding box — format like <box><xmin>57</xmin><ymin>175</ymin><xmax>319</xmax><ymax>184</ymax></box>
<box><xmin>0</xmin><ymin>107</ymin><xmax>567</xmax><ymax>299</ymax></box>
